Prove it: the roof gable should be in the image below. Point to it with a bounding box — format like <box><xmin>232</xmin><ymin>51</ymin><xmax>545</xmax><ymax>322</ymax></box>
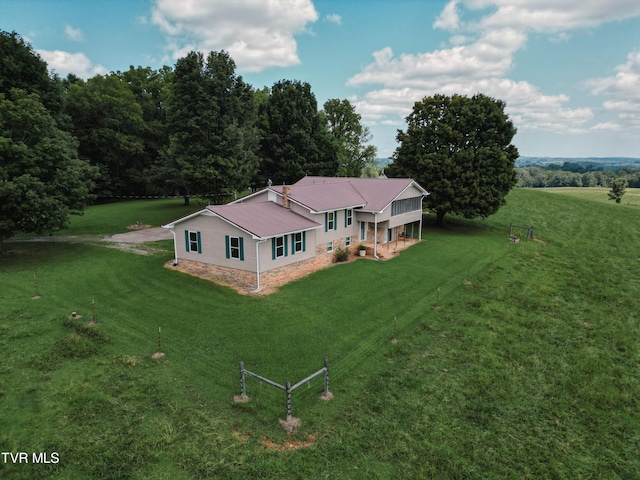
<box><xmin>206</xmin><ymin>201</ymin><xmax>321</xmax><ymax>239</ymax></box>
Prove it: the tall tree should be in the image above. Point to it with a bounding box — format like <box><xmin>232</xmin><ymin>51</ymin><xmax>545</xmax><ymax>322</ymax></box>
<box><xmin>118</xmin><ymin>66</ymin><xmax>172</xmax><ymax>194</ymax></box>
<box><xmin>323</xmin><ymin>98</ymin><xmax>377</xmax><ymax>177</ymax></box>
<box><xmin>0</xmin><ymin>89</ymin><xmax>96</xmax><ymax>253</ymax></box>
<box><xmin>256</xmin><ymin>80</ymin><xmax>338</xmax><ymax>186</ymax></box>
<box><xmin>0</xmin><ymin>30</ymin><xmax>63</xmax><ymax>117</ymax></box>
<box><xmin>164</xmin><ymin>51</ymin><xmax>259</xmax><ymax>204</ymax></box>
<box><xmin>388</xmin><ymin>93</ymin><xmax>518</xmax><ymax>225</ymax></box>
<box><xmin>65</xmin><ymin>74</ymin><xmax>147</xmax><ymax>196</ymax></box>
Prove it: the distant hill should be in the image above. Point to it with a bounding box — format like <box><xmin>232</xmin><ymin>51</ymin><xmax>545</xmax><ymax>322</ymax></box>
<box><xmin>379</xmin><ymin>156</ymin><xmax>640</xmax><ymax>172</ymax></box>
<box><xmin>517</xmin><ymin>156</ymin><xmax>640</xmax><ymax>170</ymax></box>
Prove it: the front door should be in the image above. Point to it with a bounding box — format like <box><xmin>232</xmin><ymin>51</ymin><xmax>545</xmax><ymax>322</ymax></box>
<box><xmin>359</xmin><ymin>221</ymin><xmax>367</xmax><ymax>241</ymax></box>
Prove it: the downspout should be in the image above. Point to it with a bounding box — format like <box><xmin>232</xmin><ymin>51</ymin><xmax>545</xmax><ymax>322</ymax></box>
<box><xmin>419</xmin><ymin>195</ymin><xmax>424</xmax><ymax>241</ymax></box>
<box><xmin>373</xmin><ymin>213</ymin><xmax>380</xmax><ymax>260</ymax></box>
<box><xmin>170</xmin><ymin>228</ymin><xmax>178</xmax><ymax>266</ymax></box>
<box><xmin>254</xmin><ymin>238</ymin><xmax>268</xmax><ymax>292</ymax></box>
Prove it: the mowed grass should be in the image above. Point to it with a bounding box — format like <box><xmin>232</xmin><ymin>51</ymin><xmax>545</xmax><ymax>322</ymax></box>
<box><xmin>0</xmin><ymin>189</ymin><xmax>638</xmax><ymax>479</ymax></box>
<box><xmin>55</xmin><ymin>198</ymin><xmax>203</xmax><ymax>236</ymax></box>
<box><xmin>542</xmin><ymin>186</ymin><xmax>640</xmax><ymax>208</ymax></box>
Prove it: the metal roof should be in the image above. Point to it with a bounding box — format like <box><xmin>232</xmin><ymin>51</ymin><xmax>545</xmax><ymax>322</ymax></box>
<box><xmin>206</xmin><ymin>201</ymin><xmax>321</xmax><ymax>239</ymax></box>
<box><xmin>287</xmin><ymin>176</ymin><xmax>428</xmax><ymax>212</ymax></box>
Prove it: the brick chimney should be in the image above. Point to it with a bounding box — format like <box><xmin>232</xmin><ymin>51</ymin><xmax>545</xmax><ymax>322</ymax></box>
<box><xmin>282</xmin><ymin>186</ymin><xmax>291</xmax><ymax>209</ymax></box>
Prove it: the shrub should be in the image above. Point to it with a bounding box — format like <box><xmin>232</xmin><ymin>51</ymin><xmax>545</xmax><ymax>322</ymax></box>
<box><xmin>333</xmin><ymin>247</ymin><xmax>350</xmax><ymax>263</ymax></box>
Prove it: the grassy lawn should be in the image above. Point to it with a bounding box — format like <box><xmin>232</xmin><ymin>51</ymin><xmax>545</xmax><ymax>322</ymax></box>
<box><xmin>0</xmin><ymin>189</ymin><xmax>638</xmax><ymax>479</ymax></box>
<box><xmin>541</xmin><ymin>186</ymin><xmax>640</xmax><ymax>208</ymax></box>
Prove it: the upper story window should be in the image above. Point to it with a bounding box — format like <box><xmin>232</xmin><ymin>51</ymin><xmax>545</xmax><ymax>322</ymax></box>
<box><xmin>325</xmin><ymin>211</ymin><xmax>337</xmax><ymax>231</ymax></box>
<box><xmin>345</xmin><ymin>209</ymin><xmax>353</xmax><ymax>227</ymax></box>
<box><xmin>391</xmin><ymin>197</ymin><xmax>421</xmax><ymax>216</ymax></box>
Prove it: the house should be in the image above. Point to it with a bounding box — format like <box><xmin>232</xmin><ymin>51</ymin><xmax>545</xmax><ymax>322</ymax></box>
<box><xmin>162</xmin><ymin>176</ymin><xmax>429</xmax><ymax>293</ymax></box>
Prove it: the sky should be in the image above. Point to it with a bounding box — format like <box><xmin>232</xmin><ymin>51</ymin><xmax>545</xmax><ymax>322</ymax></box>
<box><xmin>3</xmin><ymin>0</ymin><xmax>640</xmax><ymax>159</ymax></box>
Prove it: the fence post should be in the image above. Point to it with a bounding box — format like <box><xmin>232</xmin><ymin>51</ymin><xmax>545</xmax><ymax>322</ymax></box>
<box><xmin>239</xmin><ymin>361</ymin><xmax>246</xmax><ymax>399</ymax></box>
<box><xmin>286</xmin><ymin>381</ymin><xmax>292</xmax><ymax>419</ymax></box>
<box><xmin>324</xmin><ymin>357</ymin><xmax>329</xmax><ymax>396</ymax></box>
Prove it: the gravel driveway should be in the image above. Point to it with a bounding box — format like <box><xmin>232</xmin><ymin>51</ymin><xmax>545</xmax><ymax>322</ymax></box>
<box><xmin>101</xmin><ymin>227</ymin><xmax>173</xmax><ymax>244</ymax></box>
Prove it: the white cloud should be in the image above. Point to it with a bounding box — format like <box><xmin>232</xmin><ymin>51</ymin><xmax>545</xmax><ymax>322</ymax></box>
<box><xmin>150</xmin><ymin>0</ymin><xmax>318</xmax><ymax>72</ymax></box>
<box><xmin>325</xmin><ymin>13</ymin><xmax>342</xmax><ymax>25</ymax></box>
<box><xmin>348</xmin><ymin>1</ymin><xmax>640</xmax><ymax>140</ymax></box>
<box><xmin>591</xmin><ymin>122</ymin><xmax>621</xmax><ymax>131</ymax></box>
<box><xmin>433</xmin><ymin>0</ymin><xmax>461</xmax><ymax>30</ymax></box>
<box><xmin>36</xmin><ymin>50</ymin><xmax>107</xmax><ymax>79</ymax></box>
<box><xmin>586</xmin><ymin>50</ymin><xmax>640</xmax><ymax>126</ymax></box>
<box><xmin>65</xmin><ymin>25</ymin><xmax>84</xmax><ymax>42</ymax></box>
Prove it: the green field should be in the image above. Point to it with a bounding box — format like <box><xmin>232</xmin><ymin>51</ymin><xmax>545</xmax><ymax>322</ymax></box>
<box><xmin>542</xmin><ymin>186</ymin><xmax>640</xmax><ymax>207</ymax></box>
<box><xmin>0</xmin><ymin>189</ymin><xmax>638</xmax><ymax>479</ymax></box>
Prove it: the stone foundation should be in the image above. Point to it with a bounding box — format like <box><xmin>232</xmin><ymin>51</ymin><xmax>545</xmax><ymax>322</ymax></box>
<box><xmin>166</xmin><ymin>238</ymin><xmax>419</xmax><ymax>296</ymax></box>
<box><xmin>167</xmin><ymin>243</ymin><xmax>351</xmax><ymax>296</ymax></box>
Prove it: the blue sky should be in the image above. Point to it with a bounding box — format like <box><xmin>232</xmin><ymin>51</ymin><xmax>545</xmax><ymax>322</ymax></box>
<box><xmin>3</xmin><ymin>0</ymin><xmax>640</xmax><ymax>159</ymax></box>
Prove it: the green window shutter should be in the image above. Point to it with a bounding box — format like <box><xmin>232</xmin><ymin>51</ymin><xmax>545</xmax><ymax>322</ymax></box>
<box><xmin>334</xmin><ymin>211</ymin><xmax>338</xmax><ymax>230</ymax></box>
<box><xmin>197</xmin><ymin>232</ymin><xmax>202</xmax><ymax>253</ymax></box>
<box><xmin>272</xmin><ymin>238</ymin><xmax>276</xmax><ymax>260</ymax></box>
<box><xmin>239</xmin><ymin>237</ymin><xmax>244</xmax><ymax>261</ymax></box>
<box><xmin>185</xmin><ymin>230</ymin><xmax>190</xmax><ymax>252</ymax></box>
<box><xmin>344</xmin><ymin>210</ymin><xmax>347</xmax><ymax>228</ymax></box>
<box><xmin>302</xmin><ymin>231</ymin><xmax>306</xmax><ymax>252</ymax></box>
<box><xmin>284</xmin><ymin>235</ymin><xmax>288</xmax><ymax>256</ymax></box>
<box><xmin>291</xmin><ymin>234</ymin><xmax>295</xmax><ymax>255</ymax></box>
<box><xmin>225</xmin><ymin>235</ymin><xmax>230</xmax><ymax>259</ymax></box>
<box><xmin>325</xmin><ymin>213</ymin><xmax>328</xmax><ymax>232</ymax></box>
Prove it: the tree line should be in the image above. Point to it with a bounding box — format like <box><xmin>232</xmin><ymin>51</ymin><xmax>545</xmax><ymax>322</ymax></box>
<box><xmin>0</xmin><ymin>30</ymin><xmax>379</xmax><ymax>250</ymax></box>
<box><xmin>517</xmin><ymin>166</ymin><xmax>640</xmax><ymax>188</ymax></box>
<box><xmin>1</xmin><ymin>31</ymin><xmax>377</xmax><ymax>201</ymax></box>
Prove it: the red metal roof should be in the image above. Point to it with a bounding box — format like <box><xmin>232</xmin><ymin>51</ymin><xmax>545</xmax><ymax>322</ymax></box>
<box><xmin>287</xmin><ymin>176</ymin><xmax>428</xmax><ymax>213</ymax></box>
<box><xmin>206</xmin><ymin>201</ymin><xmax>321</xmax><ymax>239</ymax></box>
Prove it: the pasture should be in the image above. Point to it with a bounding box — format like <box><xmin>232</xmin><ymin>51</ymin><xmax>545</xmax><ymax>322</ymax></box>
<box><xmin>0</xmin><ymin>188</ymin><xmax>638</xmax><ymax>479</ymax></box>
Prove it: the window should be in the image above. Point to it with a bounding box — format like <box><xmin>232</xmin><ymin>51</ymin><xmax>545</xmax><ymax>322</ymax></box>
<box><xmin>359</xmin><ymin>221</ymin><xmax>367</xmax><ymax>241</ymax></box>
<box><xmin>345</xmin><ymin>236</ymin><xmax>351</xmax><ymax>247</ymax></box>
<box><xmin>225</xmin><ymin>235</ymin><xmax>244</xmax><ymax>260</ymax></box>
<box><xmin>345</xmin><ymin>209</ymin><xmax>353</xmax><ymax>227</ymax></box>
<box><xmin>271</xmin><ymin>237</ymin><xmax>287</xmax><ymax>260</ymax></box>
<box><xmin>291</xmin><ymin>232</ymin><xmax>305</xmax><ymax>254</ymax></box>
<box><xmin>391</xmin><ymin>197</ymin><xmax>422</xmax><ymax>216</ymax></box>
<box><xmin>325</xmin><ymin>211</ymin><xmax>337</xmax><ymax>231</ymax></box>
<box><xmin>185</xmin><ymin>230</ymin><xmax>201</xmax><ymax>253</ymax></box>
<box><xmin>327</xmin><ymin>241</ymin><xmax>333</xmax><ymax>252</ymax></box>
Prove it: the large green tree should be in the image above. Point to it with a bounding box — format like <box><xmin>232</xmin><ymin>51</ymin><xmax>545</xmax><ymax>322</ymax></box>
<box><xmin>256</xmin><ymin>80</ymin><xmax>338</xmax><ymax>186</ymax></box>
<box><xmin>322</xmin><ymin>98</ymin><xmax>377</xmax><ymax>177</ymax></box>
<box><xmin>0</xmin><ymin>30</ymin><xmax>63</xmax><ymax>118</ymax></box>
<box><xmin>388</xmin><ymin>93</ymin><xmax>518</xmax><ymax>225</ymax></box>
<box><xmin>118</xmin><ymin>66</ymin><xmax>172</xmax><ymax>194</ymax></box>
<box><xmin>65</xmin><ymin>74</ymin><xmax>148</xmax><ymax>196</ymax></box>
<box><xmin>164</xmin><ymin>51</ymin><xmax>259</xmax><ymax>204</ymax></box>
<box><xmin>0</xmin><ymin>89</ymin><xmax>96</xmax><ymax>253</ymax></box>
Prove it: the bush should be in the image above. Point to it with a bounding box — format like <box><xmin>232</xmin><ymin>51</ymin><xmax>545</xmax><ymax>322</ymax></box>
<box><xmin>333</xmin><ymin>247</ymin><xmax>350</xmax><ymax>263</ymax></box>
